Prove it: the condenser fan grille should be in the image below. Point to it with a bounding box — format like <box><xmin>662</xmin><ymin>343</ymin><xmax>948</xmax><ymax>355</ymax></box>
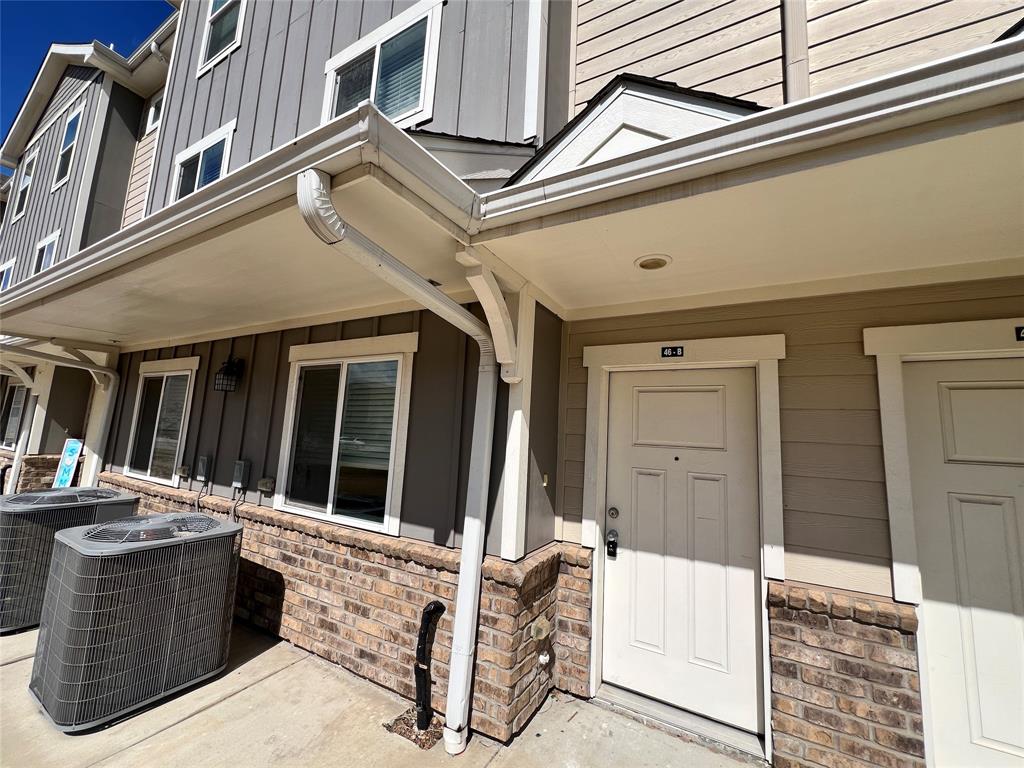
<box><xmin>5</xmin><ymin>488</ymin><xmax>120</xmax><ymax>508</ymax></box>
<box><xmin>84</xmin><ymin>514</ymin><xmax>219</xmax><ymax>543</ymax></box>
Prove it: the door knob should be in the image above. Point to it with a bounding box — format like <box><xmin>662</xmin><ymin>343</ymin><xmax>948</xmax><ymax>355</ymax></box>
<box><xmin>606</xmin><ymin>529</ymin><xmax>619</xmax><ymax>559</ymax></box>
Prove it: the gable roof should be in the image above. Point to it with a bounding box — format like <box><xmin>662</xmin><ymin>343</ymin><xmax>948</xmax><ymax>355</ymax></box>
<box><xmin>506</xmin><ymin>73</ymin><xmax>765</xmax><ymax>186</ymax></box>
<box><xmin>1</xmin><ymin>12</ymin><xmax>176</xmax><ymax>168</ymax></box>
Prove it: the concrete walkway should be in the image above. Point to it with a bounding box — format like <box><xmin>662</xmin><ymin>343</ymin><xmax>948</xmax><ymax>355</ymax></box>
<box><xmin>1</xmin><ymin>624</ymin><xmax>748</xmax><ymax>768</ymax></box>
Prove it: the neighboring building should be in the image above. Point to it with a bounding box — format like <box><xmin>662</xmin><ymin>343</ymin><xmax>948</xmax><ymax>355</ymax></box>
<box><xmin>1</xmin><ymin>3</ymin><xmax>1022</xmax><ymax>767</ymax></box>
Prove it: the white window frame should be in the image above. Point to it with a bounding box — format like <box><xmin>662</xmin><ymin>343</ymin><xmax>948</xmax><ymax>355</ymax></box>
<box><xmin>170</xmin><ymin>120</ymin><xmax>236</xmax><ymax>203</ymax></box>
<box><xmin>197</xmin><ymin>0</ymin><xmax>248</xmax><ymax>77</ymax></box>
<box><xmin>12</xmin><ymin>148</ymin><xmax>39</xmax><ymax>223</ymax></box>
<box><xmin>274</xmin><ymin>333</ymin><xmax>418</xmax><ymax>536</ymax></box>
<box><xmin>144</xmin><ymin>91</ymin><xmax>164</xmax><ymax>135</ymax></box>
<box><xmin>321</xmin><ymin>0</ymin><xmax>444</xmax><ymax>129</ymax></box>
<box><xmin>0</xmin><ymin>259</ymin><xmax>14</xmax><ymax>292</ymax></box>
<box><xmin>123</xmin><ymin>357</ymin><xmax>200</xmax><ymax>488</ymax></box>
<box><xmin>50</xmin><ymin>102</ymin><xmax>85</xmax><ymax>192</ymax></box>
<box><xmin>32</xmin><ymin>230</ymin><xmax>61</xmax><ymax>275</ymax></box>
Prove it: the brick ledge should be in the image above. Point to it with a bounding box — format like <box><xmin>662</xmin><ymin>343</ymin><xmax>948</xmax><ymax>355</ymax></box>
<box><xmin>99</xmin><ymin>471</ymin><xmax>590</xmax><ymax>588</ymax></box>
<box><xmin>768</xmin><ymin>581</ymin><xmax>917</xmax><ymax>634</ymax></box>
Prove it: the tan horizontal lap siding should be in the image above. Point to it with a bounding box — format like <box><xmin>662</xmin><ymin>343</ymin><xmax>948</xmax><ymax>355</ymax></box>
<box><xmin>121</xmin><ymin>129</ymin><xmax>159</xmax><ymax>228</ymax></box>
<box><xmin>573</xmin><ymin>0</ymin><xmax>785</xmax><ymax>110</ymax></box>
<box><xmin>807</xmin><ymin>0</ymin><xmax>1024</xmax><ymax>95</ymax></box>
<box><xmin>557</xmin><ymin>277</ymin><xmax>1024</xmax><ymax>597</ymax></box>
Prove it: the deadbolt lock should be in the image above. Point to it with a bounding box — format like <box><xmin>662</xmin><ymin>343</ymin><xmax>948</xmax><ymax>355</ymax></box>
<box><xmin>607</xmin><ymin>506</ymin><xmax>619</xmax><ymax>519</ymax></box>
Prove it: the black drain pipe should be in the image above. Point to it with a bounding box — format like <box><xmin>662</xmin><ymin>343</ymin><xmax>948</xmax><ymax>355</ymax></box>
<box><xmin>415</xmin><ymin>600</ymin><xmax>446</xmax><ymax>731</ymax></box>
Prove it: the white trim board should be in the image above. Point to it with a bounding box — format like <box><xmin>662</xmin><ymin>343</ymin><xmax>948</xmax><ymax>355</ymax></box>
<box><xmin>864</xmin><ymin>316</ymin><xmax>1024</xmax><ymax>604</ymax></box>
<box><xmin>580</xmin><ymin>333</ymin><xmax>786</xmax><ymax>760</ymax></box>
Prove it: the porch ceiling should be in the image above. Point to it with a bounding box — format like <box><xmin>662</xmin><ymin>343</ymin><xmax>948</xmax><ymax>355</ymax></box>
<box><xmin>482</xmin><ymin>113</ymin><xmax>1024</xmax><ymax>319</ymax></box>
<box><xmin>0</xmin><ymin>176</ymin><xmax>469</xmax><ymax>348</ymax></box>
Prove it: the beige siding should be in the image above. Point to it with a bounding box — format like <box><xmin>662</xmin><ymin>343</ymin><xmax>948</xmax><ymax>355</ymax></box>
<box><xmin>807</xmin><ymin>0</ymin><xmax>1024</xmax><ymax>95</ymax></box>
<box><xmin>556</xmin><ymin>277</ymin><xmax>1024</xmax><ymax>596</ymax></box>
<box><xmin>572</xmin><ymin>0</ymin><xmax>785</xmax><ymax>110</ymax></box>
<box><xmin>121</xmin><ymin>128</ymin><xmax>158</xmax><ymax>228</ymax></box>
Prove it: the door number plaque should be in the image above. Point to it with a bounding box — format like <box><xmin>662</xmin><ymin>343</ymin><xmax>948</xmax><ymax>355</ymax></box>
<box><xmin>661</xmin><ymin>346</ymin><xmax>685</xmax><ymax>358</ymax></box>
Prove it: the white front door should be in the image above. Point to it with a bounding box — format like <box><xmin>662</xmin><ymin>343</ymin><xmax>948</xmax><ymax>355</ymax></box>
<box><xmin>602</xmin><ymin>367</ymin><xmax>763</xmax><ymax>733</ymax></box>
<box><xmin>904</xmin><ymin>357</ymin><xmax>1024</xmax><ymax>768</ymax></box>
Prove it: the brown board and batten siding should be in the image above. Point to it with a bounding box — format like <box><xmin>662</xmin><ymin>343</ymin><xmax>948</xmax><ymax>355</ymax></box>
<box><xmin>556</xmin><ymin>277</ymin><xmax>1024</xmax><ymax>597</ymax></box>
<box><xmin>807</xmin><ymin>0</ymin><xmax>1024</xmax><ymax>95</ymax></box>
<box><xmin>147</xmin><ymin>0</ymin><xmax>535</xmax><ymax>216</ymax></box>
<box><xmin>121</xmin><ymin>128</ymin><xmax>159</xmax><ymax>227</ymax></box>
<box><xmin>0</xmin><ymin>68</ymin><xmax>105</xmax><ymax>282</ymax></box>
<box><xmin>104</xmin><ymin>305</ymin><xmax>567</xmax><ymax>558</ymax></box>
<box><xmin>572</xmin><ymin>0</ymin><xmax>785</xmax><ymax>111</ymax></box>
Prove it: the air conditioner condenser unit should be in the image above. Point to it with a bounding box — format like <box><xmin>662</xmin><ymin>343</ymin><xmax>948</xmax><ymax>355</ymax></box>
<box><xmin>30</xmin><ymin>513</ymin><xmax>242</xmax><ymax>732</ymax></box>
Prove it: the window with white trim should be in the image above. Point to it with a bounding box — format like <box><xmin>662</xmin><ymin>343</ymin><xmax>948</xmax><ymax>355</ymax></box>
<box><xmin>125</xmin><ymin>360</ymin><xmax>198</xmax><ymax>485</ymax></box>
<box><xmin>198</xmin><ymin>0</ymin><xmax>246</xmax><ymax>74</ymax></box>
<box><xmin>323</xmin><ymin>0</ymin><xmax>443</xmax><ymax>127</ymax></box>
<box><xmin>12</xmin><ymin>149</ymin><xmax>38</xmax><ymax>220</ymax></box>
<box><xmin>0</xmin><ymin>260</ymin><xmax>14</xmax><ymax>292</ymax></box>
<box><xmin>145</xmin><ymin>93</ymin><xmax>163</xmax><ymax>134</ymax></box>
<box><xmin>0</xmin><ymin>381</ymin><xmax>28</xmax><ymax>449</ymax></box>
<box><xmin>172</xmin><ymin>121</ymin><xmax>235</xmax><ymax>201</ymax></box>
<box><xmin>51</xmin><ymin>104</ymin><xmax>84</xmax><ymax>190</ymax></box>
<box><xmin>277</xmin><ymin>335</ymin><xmax>416</xmax><ymax>534</ymax></box>
<box><xmin>33</xmin><ymin>231</ymin><xmax>60</xmax><ymax>275</ymax></box>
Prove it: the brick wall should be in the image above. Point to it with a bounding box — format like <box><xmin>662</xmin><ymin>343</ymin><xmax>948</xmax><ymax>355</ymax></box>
<box><xmin>15</xmin><ymin>454</ymin><xmax>62</xmax><ymax>491</ymax></box>
<box><xmin>98</xmin><ymin>472</ymin><xmax>592</xmax><ymax>742</ymax></box>
<box><xmin>768</xmin><ymin>582</ymin><xmax>925</xmax><ymax>768</ymax></box>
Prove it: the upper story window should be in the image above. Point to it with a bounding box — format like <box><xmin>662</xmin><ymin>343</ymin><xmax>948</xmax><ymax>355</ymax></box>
<box><xmin>0</xmin><ymin>380</ymin><xmax>28</xmax><ymax>449</ymax></box>
<box><xmin>198</xmin><ymin>0</ymin><xmax>247</xmax><ymax>76</ymax></box>
<box><xmin>12</xmin><ymin>149</ymin><xmax>38</xmax><ymax>222</ymax></box>
<box><xmin>145</xmin><ymin>93</ymin><xmax>163</xmax><ymax>134</ymax></box>
<box><xmin>172</xmin><ymin>120</ymin><xmax>235</xmax><ymax>202</ymax></box>
<box><xmin>125</xmin><ymin>358</ymin><xmax>199</xmax><ymax>487</ymax></box>
<box><xmin>0</xmin><ymin>260</ymin><xmax>14</xmax><ymax>292</ymax></box>
<box><xmin>322</xmin><ymin>0</ymin><xmax>443</xmax><ymax>128</ymax></box>
<box><xmin>33</xmin><ymin>231</ymin><xmax>60</xmax><ymax>275</ymax></box>
<box><xmin>51</xmin><ymin>104</ymin><xmax>84</xmax><ymax>191</ymax></box>
<box><xmin>275</xmin><ymin>334</ymin><xmax>417</xmax><ymax>535</ymax></box>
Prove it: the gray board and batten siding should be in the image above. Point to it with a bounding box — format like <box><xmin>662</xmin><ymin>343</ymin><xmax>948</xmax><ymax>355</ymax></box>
<box><xmin>557</xmin><ymin>277</ymin><xmax>1024</xmax><ymax>597</ymax></box>
<box><xmin>105</xmin><ymin>302</ymin><xmax>563</xmax><ymax>557</ymax></box>
<box><xmin>0</xmin><ymin>67</ymin><xmax>106</xmax><ymax>282</ymax></box>
<box><xmin>147</xmin><ymin>0</ymin><xmax>537</xmax><ymax>216</ymax></box>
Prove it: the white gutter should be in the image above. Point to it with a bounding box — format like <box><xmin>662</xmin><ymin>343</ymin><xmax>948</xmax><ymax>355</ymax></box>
<box><xmin>296</xmin><ymin>169</ymin><xmax>494</xmax><ymax>755</ymax></box>
<box><xmin>476</xmin><ymin>35</ymin><xmax>1024</xmax><ymax>230</ymax></box>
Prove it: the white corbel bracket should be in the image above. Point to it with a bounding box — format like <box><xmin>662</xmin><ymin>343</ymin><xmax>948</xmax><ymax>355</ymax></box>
<box><xmin>0</xmin><ymin>362</ymin><xmax>34</xmax><ymax>388</ymax></box>
<box><xmin>464</xmin><ymin>264</ymin><xmax>520</xmax><ymax>384</ymax></box>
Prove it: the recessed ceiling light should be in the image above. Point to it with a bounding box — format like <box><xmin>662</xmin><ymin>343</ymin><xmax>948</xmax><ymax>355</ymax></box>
<box><xmin>634</xmin><ymin>254</ymin><xmax>671</xmax><ymax>271</ymax></box>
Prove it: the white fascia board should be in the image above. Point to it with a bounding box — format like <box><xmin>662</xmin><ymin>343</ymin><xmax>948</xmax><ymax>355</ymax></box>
<box><xmin>0</xmin><ymin>104</ymin><xmax>476</xmax><ymax>316</ymax></box>
<box><xmin>475</xmin><ymin>36</ymin><xmax>1024</xmax><ymax>230</ymax></box>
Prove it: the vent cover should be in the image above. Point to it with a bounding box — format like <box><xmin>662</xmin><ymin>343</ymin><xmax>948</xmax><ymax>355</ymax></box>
<box><xmin>0</xmin><ymin>486</ymin><xmax>138</xmax><ymax>633</ymax></box>
<box><xmin>84</xmin><ymin>513</ymin><xmax>218</xmax><ymax>543</ymax></box>
<box><xmin>30</xmin><ymin>513</ymin><xmax>242</xmax><ymax>732</ymax></box>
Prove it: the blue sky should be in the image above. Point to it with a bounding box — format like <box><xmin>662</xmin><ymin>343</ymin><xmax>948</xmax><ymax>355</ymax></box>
<box><xmin>1</xmin><ymin>0</ymin><xmax>173</xmax><ymax>168</ymax></box>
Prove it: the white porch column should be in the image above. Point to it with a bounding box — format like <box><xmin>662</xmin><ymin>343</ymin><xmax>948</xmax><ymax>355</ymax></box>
<box><xmin>81</xmin><ymin>352</ymin><xmax>119</xmax><ymax>486</ymax></box>
<box><xmin>499</xmin><ymin>285</ymin><xmax>536</xmax><ymax>561</ymax></box>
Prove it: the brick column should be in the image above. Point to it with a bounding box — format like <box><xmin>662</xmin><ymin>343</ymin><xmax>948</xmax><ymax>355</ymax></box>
<box><xmin>768</xmin><ymin>582</ymin><xmax>925</xmax><ymax>768</ymax></box>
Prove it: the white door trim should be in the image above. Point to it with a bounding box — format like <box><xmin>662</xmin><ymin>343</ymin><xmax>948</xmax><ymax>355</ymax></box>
<box><xmin>863</xmin><ymin>316</ymin><xmax>1024</xmax><ymax>605</ymax></box>
<box><xmin>582</xmin><ymin>333</ymin><xmax>786</xmax><ymax>753</ymax></box>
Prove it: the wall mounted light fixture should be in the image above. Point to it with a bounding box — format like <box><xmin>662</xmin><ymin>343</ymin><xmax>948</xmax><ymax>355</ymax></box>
<box><xmin>213</xmin><ymin>355</ymin><xmax>244</xmax><ymax>392</ymax></box>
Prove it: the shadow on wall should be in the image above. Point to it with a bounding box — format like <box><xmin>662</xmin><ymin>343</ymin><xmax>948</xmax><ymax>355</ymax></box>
<box><xmin>235</xmin><ymin>558</ymin><xmax>286</xmax><ymax>636</ymax></box>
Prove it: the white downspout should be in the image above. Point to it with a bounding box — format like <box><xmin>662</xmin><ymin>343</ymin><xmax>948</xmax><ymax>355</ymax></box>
<box><xmin>297</xmin><ymin>168</ymin><xmax>497</xmax><ymax>755</ymax></box>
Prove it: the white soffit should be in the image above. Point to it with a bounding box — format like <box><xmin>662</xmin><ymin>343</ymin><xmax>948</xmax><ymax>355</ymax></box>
<box><xmin>516</xmin><ymin>79</ymin><xmax>758</xmax><ymax>183</ymax></box>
